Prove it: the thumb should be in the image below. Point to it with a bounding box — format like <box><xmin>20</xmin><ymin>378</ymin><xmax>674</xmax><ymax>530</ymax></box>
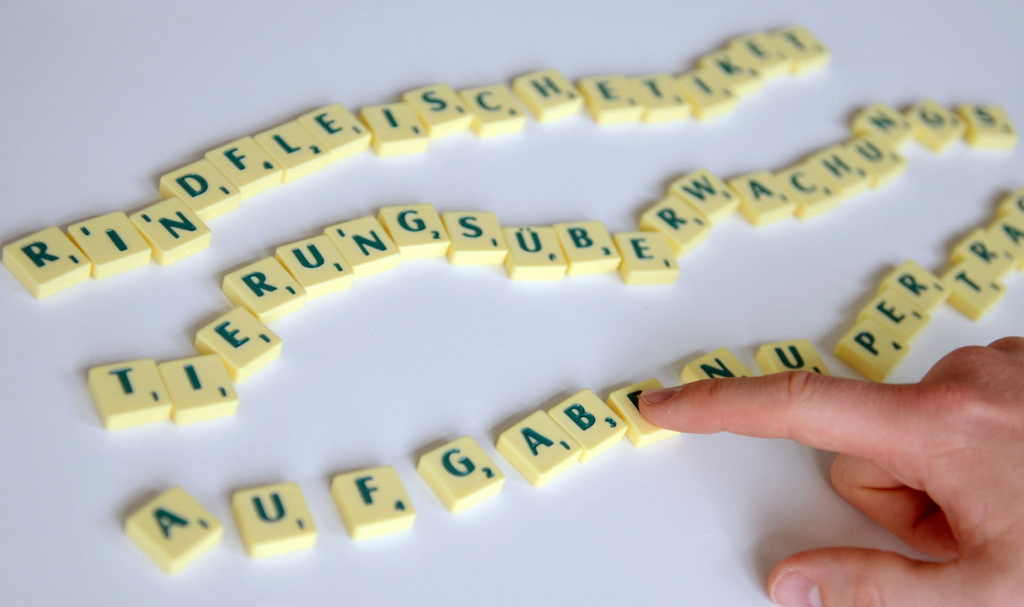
<box><xmin>768</xmin><ymin>548</ymin><xmax>955</xmax><ymax>607</ymax></box>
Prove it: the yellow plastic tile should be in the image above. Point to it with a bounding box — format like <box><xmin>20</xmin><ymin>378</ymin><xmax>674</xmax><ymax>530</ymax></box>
<box><xmin>222</xmin><ymin>257</ymin><xmax>307</xmax><ymax>323</ymax></box>
<box><xmin>632</xmin><ymin>74</ymin><xmax>691</xmax><ymax>123</ymax></box>
<box><xmin>614</xmin><ymin>231</ymin><xmax>679</xmax><ymax>285</ymax></box>
<box><xmin>441</xmin><ymin>211</ymin><xmax>509</xmax><ymax>265</ymax></box>
<box><xmin>858</xmin><ymin>289</ymin><xmax>931</xmax><ymax>342</ymax></box>
<box><xmin>274</xmin><ymin>235</ymin><xmax>354</xmax><ymax>299</ymax></box>
<box><xmin>298</xmin><ymin>103</ymin><xmax>372</xmax><ymax>163</ymax></box>
<box><xmin>497</xmin><ymin>411</ymin><xmax>582</xmax><ymax>487</ymax></box>
<box><xmin>844</xmin><ymin>135</ymin><xmax>907</xmax><ymax>188</ymax></box>
<box><xmin>503</xmin><ymin>227</ymin><xmax>567</xmax><ymax>280</ymax></box>
<box><xmin>728</xmin><ymin>32</ymin><xmax>793</xmax><ymax>80</ymax></box>
<box><xmin>728</xmin><ymin>170</ymin><xmax>798</xmax><ymax>227</ymax></box>
<box><xmin>806</xmin><ymin>146</ymin><xmax>872</xmax><ymax>198</ymax></box>
<box><xmin>458</xmin><ymin>84</ymin><xmax>529</xmax><ymax>138</ymax></box>
<box><xmin>158</xmin><ymin>354</ymin><xmax>238</xmax><ymax>425</ymax></box>
<box><xmin>773</xmin><ymin>26</ymin><xmax>830</xmax><ymax>74</ymax></box>
<box><xmin>546</xmin><ymin>389</ymin><xmax>626</xmax><ymax>462</ymax></box>
<box><xmin>879</xmin><ymin>260</ymin><xmax>949</xmax><ymax>313</ymax></box>
<box><xmin>159</xmin><ymin>159</ymin><xmax>241</xmax><ymax>221</ymax></box>
<box><xmin>638</xmin><ymin>196</ymin><xmax>712</xmax><ymax>257</ymax></box>
<box><xmin>950</xmin><ymin>227</ymin><xmax>1016</xmax><ymax>279</ymax></box>
<box><xmin>378</xmin><ymin>203</ymin><xmax>451</xmax><ymax>260</ymax></box>
<box><xmin>124</xmin><ymin>486</ymin><xmax>223</xmax><ymax>575</ymax></box>
<box><xmin>755</xmin><ymin>339</ymin><xmax>830</xmax><ymax>375</ymax></box>
<box><xmin>231</xmin><ymin>482</ymin><xmax>317</xmax><ymax>559</ymax></box>
<box><xmin>254</xmin><ymin>120</ymin><xmax>330</xmax><ymax>183</ymax></box>
<box><xmin>606</xmin><ymin>379</ymin><xmax>677</xmax><ymax>448</ymax></box>
<box><xmin>942</xmin><ymin>258</ymin><xmax>1006</xmax><ymax>321</ymax></box>
<box><xmin>577</xmin><ymin>75</ymin><xmax>643</xmax><ymax>125</ymax></box>
<box><xmin>330</xmin><ymin>466</ymin><xmax>416</xmax><ymax>540</ymax></box>
<box><xmin>998</xmin><ymin>187</ymin><xmax>1024</xmax><ymax>219</ymax></box>
<box><xmin>417</xmin><ymin>436</ymin><xmax>506</xmax><ymax>513</ymax></box>
<box><xmin>851</xmin><ymin>102</ymin><xmax>915</xmax><ymax>149</ymax></box>
<box><xmin>676</xmin><ymin>68</ymin><xmax>738</xmax><ymax>121</ymax></box>
<box><xmin>987</xmin><ymin>213</ymin><xmax>1024</xmax><ymax>270</ymax></box>
<box><xmin>129</xmin><ymin>198</ymin><xmax>211</xmax><ymax>266</ymax></box>
<box><xmin>905</xmin><ymin>100</ymin><xmax>966</xmax><ymax>153</ymax></box>
<box><xmin>955</xmin><ymin>104</ymin><xmax>1018</xmax><ymax>150</ymax></box>
<box><xmin>359</xmin><ymin>103</ymin><xmax>430</xmax><ymax>157</ymax></box>
<box><xmin>775</xmin><ymin>163</ymin><xmax>845</xmax><ymax>219</ymax></box>
<box><xmin>205</xmin><ymin>137</ymin><xmax>283</xmax><ymax>199</ymax></box>
<box><xmin>681</xmin><ymin>347</ymin><xmax>755</xmax><ymax>383</ymax></box>
<box><xmin>2</xmin><ymin>227</ymin><xmax>91</xmax><ymax>299</ymax></box>
<box><xmin>194</xmin><ymin>307</ymin><xmax>282</xmax><ymax>382</ymax></box>
<box><xmin>68</xmin><ymin>212</ymin><xmax>151</xmax><ymax>280</ymax></box>
<box><xmin>512</xmin><ymin>68</ymin><xmax>583</xmax><ymax>122</ymax></box>
<box><xmin>552</xmin><ymin>221</ymin><xmax>621</xmax><ymax>276</ymax></box>
<box><xmin>88</xmin><ymin>358</ymin><xmax>171</xmax><ymax>430</ymax></box>
<box><xmin>668</xmin><ymin>168</ymin><xmax>739</xmax><ymax>223</ymax></box>
<box><xmin>835</xmin><ymin>318</ymin><xmax>908</xmax><ymax>382</ymax></box>
<box><xmin>698</xmin><ymin>50</ymin><xmax>764</xmax><ymax>97</ymax></box>
<box><xmin>324</xmin><ymin>216</ymin><xmax>401</xmax><ymax>277</ymax></box>
<box><xmin>403</xmin><ymin>83</ymin><xmax>474</xmax><ymax>138</ymax></box>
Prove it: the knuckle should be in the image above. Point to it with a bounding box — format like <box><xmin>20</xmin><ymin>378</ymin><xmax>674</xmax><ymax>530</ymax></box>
<box><xmin>773</xmin><ymin>370</ymin><xmax>820</xmax><ymax>404</ymax></box>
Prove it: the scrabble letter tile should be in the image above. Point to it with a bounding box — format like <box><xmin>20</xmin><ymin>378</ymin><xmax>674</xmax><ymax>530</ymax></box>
<box><xmin>955</xmin><ymin>104</ymin><xmax>1017</xmax><ymax>150</ymax></box>
<box><xmin>879</xmin><ymin>260</ymin><xmax>949</xmax><ymax>312</ymax></box>
<box><xmin>845</xmin><ymin>135</ymin><xmax>907</xmax><ymax>188</ymax></box>
<box><xmin>675</xmin><ymin>68</ymin><xmax>737</xmax><ymax>121</ymax></box>
<box><xmin>129</xmin><ymin>198</ymin><xmax>211</xmax><ymax>266</ymax></box>
<box><xmin>274</xmin><ymin>235</ymin><xmax>354</xmax><ymax>299</ymax></box>
<box><xmin>125</xmin><ymin>487</ymin><xmax>222</xmax><ymax>574</ymax></box>
<box><xmin>231</xmin><ymin>482</ymin><xmax>317</xmax><ymax>559</ymax></box>
<box><xmin>755</xmin><ymin>339</ymin><xmax>830</xmax><ymax>375</ymax></box>
<box><xmin>497</xmin><ymin>410</ymin><xmax>582</xmax><ymax>487</ymax></box>
<box><xmin>987</xmin><ymin>214</ymin><xmax>1024</xmax><ymax>271</ymax></box>
<box><xmin>205</xmin><ymin>136</ymin><xmax>283</xmax><ymax>199</ymax></box>
<box><xmin>159</xmin><ymin>159</ymin><xmax>240</xmax><ymax>221</ymax></box>
<box><xmin>950</xmin><ymin>227</ymin><xmax>1016</xmax><ymax>279</ymax></box>
<box><xmin>194</xmin><ymin>307</ymin><xmax>282</xmax><ymax>382</ymax></box>
<box><xmin>638</xmin><ymin>196</ymin><xmax>712</xmax><ymax>256</ymax></box>
<box><xmin>851</xmin><ymin>102</ymin><xmax>915</xmax><ymax>149</ymax></box>
<box><xmin>546</xmin><ymin>389</ymin><xmax>626</xmax><ymax>462</ymax></box>
<box><xmin>606</xmin><ymin>379</ymin><xmax>677</xmax><ymax>448</ymax></box>
<box><xmin>667</xmin><ymin>168</ymin><xmax>739</xmax><ymax>223</ymax></box>
<box><xmin>834</xmin><ymin>318</ymin><xmax>908</xmax><ymax>382</ymax></box>
<box><xmin>698</xmin><ymin>50</ymin><xmax>764</xmax><ymax>97</ymax></box>
<box><xmin>403</xmin><ymin>84</ymin><xmax>474</xmax><ymax>138</ymax></box>
<box><xmin>503</xmin><ymin>227</ymin><xmax>567</xmax><ymax>280</ymax></box>
<box><xmin>254</xmin><ymin>121</ymin><xmax>330</xmax><ymax>183</ymax></box>
<box><xmin>68</xmin><ymin>212</ymin><xmax>151</xmax><ymax>279</ymax></box>
<box><xmin>512</xmin><ymin>68</ymin><xmax>583</xmax><ymax>122</ymax></box>
<box><xmin>577</xmin><ymin>75</ymin><xmax>644</xmax><ymax>125</ymax></box>
<box><xmin>614</xmin><ymin>231</ymin><xmax>679</xmax><ymax>285</ymax></box>
<box><xmin>378</xmin><ymin>203</ymin><xmax>451</xmax><ymax>260</ymax></box>
<box><xmin>858</xmin><ymin>289</ymin><xmax>931</xmax><ymax>342</ymax></box>
<box><xmin>775</xmin><ymin>163</ymin><xmax>845</xmax><ymax>219</ymax></box>
<box><xmin>440</xmin><ymin>211</ymin><xmax>508</xmax><ymax>265</ymax></box>
<box><xmin>298</xmin><ymin>103</ymin><xmax>372</xmax><ymax>163</ymax></box>
<box><xmin>88</xmin><ymin>358</ymin><xmax>171</xmax><ymax>430</ymax></box>
<box><xmin>222</xmin><ymin>257</ymin><xmax>307</xmax><ymax>323</ymax></box>
<box><xmin>773</xmin><ymin>26</ymin><xmax>830</xmax><ymax>74</ymax></box>
<box><xmin>331</xmin><ymin>466</ymin><xmax>416</xmax><ymax>540</ymax></box>
<box><xmin>552</xmin><ymin>221</ymin><xmax>621</xmax><ymax>276</ymax></box>
<box><xmin>806</xmin><ymin>146</ymin><xmax>872</xmax><ymax>198</ymax></box>
<box><xmin>905</xmin><ymin>100</ymin><xmax>966</xmax><ymax>153</ymax></box>
<box><xmin>998</xmin><ymin>187</ymin><xmax>1024</xmax><ymax>219</ymax></box>
<box><xmin>681</xmin><ymin>347</ymin><xmax>755</xmax><ymax>383</ymax></box>
<box><xmin>942</xmin><ymin>258</ymin><xmax>1006</xmax><ymax>321</ymax></box>
<box><xmin>728</xmin><ymin>171</ymin><xmax>798</xmax><ymax>227</ymax></box>
<box><xmin>631</xmin><ymin>74</ymin><xmax>691</xmax><ymax>123</ymax></box>
<box><xmin>360</xmin><ymin>103</ymin><xmax>430</xmax><ymax>157</ymax></box>
<box><xmin>2</xmin><ymin>227</ymin><xmax>91</xmax><ymax>298</ymax></box>
<box><xmin>417</xmin><ymin>436</ymin><xmax>505</xmax><ymax>513</ymax></box>
<box><xmin>728</xmin><ymin>32</ymin><xmax>792</xmax><ymax>80</ymax></box>
<box><xmin>157</xmin><ymin>354</ymin><xmax>238</xmax><ymax>425</ymax></box>
<box><xmin>324</xmin><ymin>216</ymin><xmax>401</xmax><ymax>277</ymax></box>
<box><xmin>458</xmin><ymin>84</ymin><xmax>529</xmax><ymax>138</ymax></box>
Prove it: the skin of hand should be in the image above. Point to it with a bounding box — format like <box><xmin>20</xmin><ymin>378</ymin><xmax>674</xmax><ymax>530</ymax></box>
<box><xmin>638</xmin><ymin>337</ymin><xmax>1024</xmax><ymax>607</ymax></box>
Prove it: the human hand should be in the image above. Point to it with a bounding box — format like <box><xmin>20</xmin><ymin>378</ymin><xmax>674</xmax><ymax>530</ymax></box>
<box><xmin>639</xmin><ymin>337</ymin><xmax>1024</xmax><ymax>607</ymax></box>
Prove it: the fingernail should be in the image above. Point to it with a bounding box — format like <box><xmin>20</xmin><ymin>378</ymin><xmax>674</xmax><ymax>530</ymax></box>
<box><xmin>640</xmin><ymin>387</ymin><xmax>679</xmax><ymax>405</ymax></box>
<box><xmin>770</xmin><ymin>570</ymin><xmax>822</xmax><ymax>607</ymax></box>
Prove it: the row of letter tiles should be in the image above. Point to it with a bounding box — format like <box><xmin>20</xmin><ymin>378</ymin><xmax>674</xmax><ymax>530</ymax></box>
<box><xmin>88</xmin><ymin>355</ymin><xmax>237</xmax><ymax>430</ymax></box>
<box><xmin>852</xmin><ymin>100</ymin><xmax>1017</xmax><ymax>153</ymax></box>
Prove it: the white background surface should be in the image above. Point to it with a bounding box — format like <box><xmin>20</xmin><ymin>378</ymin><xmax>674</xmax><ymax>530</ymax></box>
<box><xmin>1</xmin><ymin>1</ymin><xmax>1023</xmax><ymax>605</ymax></box>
